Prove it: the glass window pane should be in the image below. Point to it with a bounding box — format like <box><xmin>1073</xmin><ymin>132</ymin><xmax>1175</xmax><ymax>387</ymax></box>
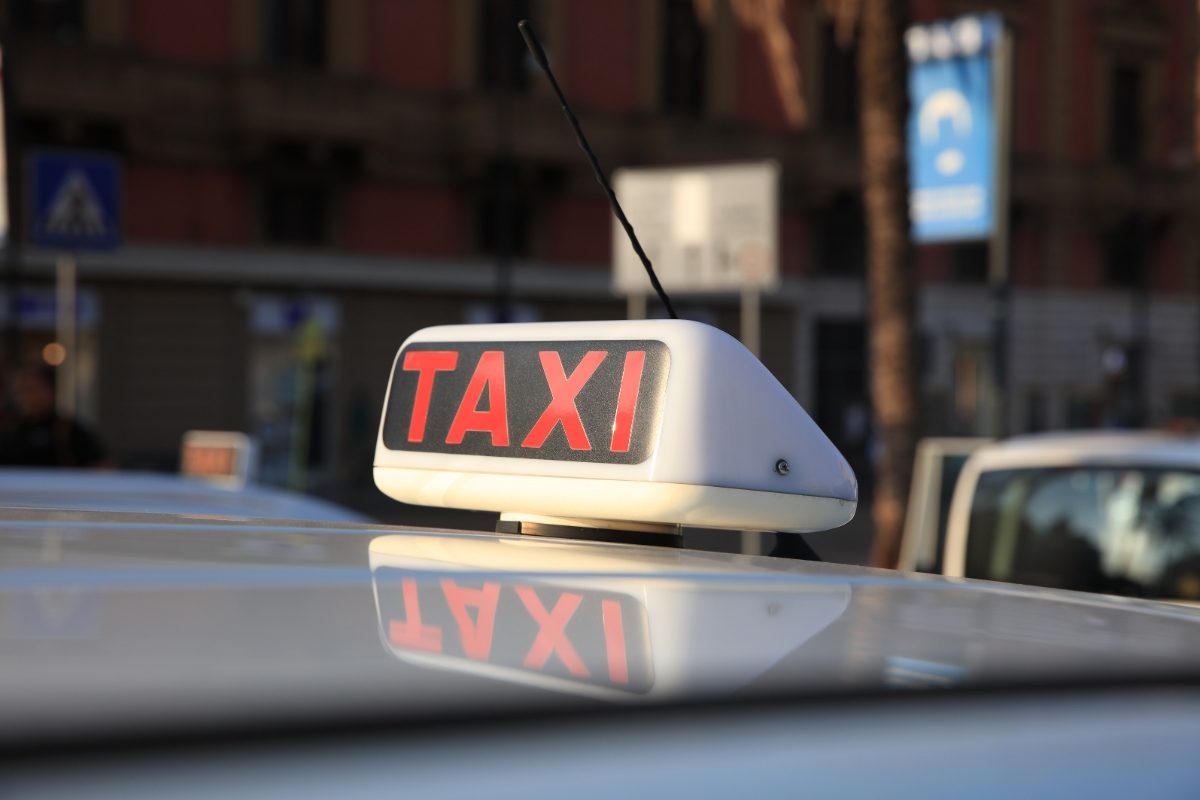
<box><xmin>965</xmin><ymin>467</ymin><xmax>1200</xmax><ymax>599</ymax></box>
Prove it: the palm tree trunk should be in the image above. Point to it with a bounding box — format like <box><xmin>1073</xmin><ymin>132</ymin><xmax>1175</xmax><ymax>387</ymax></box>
<box><xmin>857</xmin><ymin>0</ymin><xmax>918</xmax><ymax>568</ymax></box>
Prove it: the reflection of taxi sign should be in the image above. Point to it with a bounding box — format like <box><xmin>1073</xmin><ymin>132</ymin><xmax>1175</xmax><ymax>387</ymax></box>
<box><xmin>376</xmin><ymin>568</ymin><xmax>653</xmax><ymax>693</ymax></box>
<box><xmin>375</xmin><ymin>320</ymin><xmax>856</xmax><ymax>534</ymax></box>
<box><xmin>180</xmin><ymin>431</ymin><xmax>259</xmax><ymax>488</ymax></box>
<box><xmin>369</xmin><ymin>535</ymin><xmax>852</xmax><ymax>698</ymax></box>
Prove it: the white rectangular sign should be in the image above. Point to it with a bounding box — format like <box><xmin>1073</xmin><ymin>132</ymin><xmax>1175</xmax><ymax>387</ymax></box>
<box><xmin>612</xmin><ymin>161</ymin><xmax>779</xmax><ymax>294</ymax></box>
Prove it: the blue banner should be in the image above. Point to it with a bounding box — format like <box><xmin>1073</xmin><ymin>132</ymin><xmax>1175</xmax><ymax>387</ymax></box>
<box><xmin>907</xmin><ymin>14</ymin><xmax>1002</xmax><ymax>243</ymax></box>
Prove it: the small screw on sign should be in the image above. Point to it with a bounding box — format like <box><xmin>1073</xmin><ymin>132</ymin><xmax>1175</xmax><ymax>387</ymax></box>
<box><xmin>775</xmin><ymin>459</ymin><xmax>790</xmax><ymax>476</ymax></box>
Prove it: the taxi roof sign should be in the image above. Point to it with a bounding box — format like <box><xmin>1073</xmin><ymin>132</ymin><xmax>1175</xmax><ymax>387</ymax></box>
<box><xmin>180</xmin><ymin>430</ymin><xmax>259</xmax><ymax>488</ymax></box>
<box><xmin>374</xmin><ymin>320</ymin><xmax>856</xmax><ymax>534</ymax></box>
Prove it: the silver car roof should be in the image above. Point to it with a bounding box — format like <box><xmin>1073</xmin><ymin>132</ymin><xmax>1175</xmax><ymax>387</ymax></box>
<box><xmin>4</xmin><ymin>507</ymin><xmax>1200</xmax><ymax>745</ymax></box>
<box><xmin>967</xmin><ymin>431</ymin><xmax>1200</xmax><ymax>471</ymax></box>
<box><xmin>0</xmin><ymin>469</ymin><xmax>369</xmax><ymax>522</ymax></box>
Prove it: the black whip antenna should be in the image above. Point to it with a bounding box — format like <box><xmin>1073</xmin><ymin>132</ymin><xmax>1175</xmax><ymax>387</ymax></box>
<box><xmin>518</xmin><ymin>19</ymin><xmax>678</xmax><ymax>320</ymax></box>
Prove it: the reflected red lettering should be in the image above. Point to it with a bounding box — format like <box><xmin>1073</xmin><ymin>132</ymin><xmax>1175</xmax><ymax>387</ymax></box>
<box><xmin>441</xmin><ymin>579</ymin><xmax>501</xmax><ymax>661</ymax></box>
<box><xmin>447</xmin><ymin>351</ymin><xmax>509</xmax><ymax>446</ymax></box>
<box><xmin>601</xmin><ymin>599</ymin><xmax>629</xmax><ymax>685</ymax></box>
<box><xmin>389</xmin><ymin>578</ymin><xmax>443</xmax><ymax>653</ymax></box>
<box><xmin>521</xmin><ymin>351</ymin><xmax>606</xmax><ymax>451</ymax></box>
<box><xmin>402</xmin><ymin>350</ymin><xmax>458</xmax><ymax>443</ymax></box>
<box><xmin>515</xmin><ymin>586</ymin><xmax>590</xmax><ymax>678</ymax></box>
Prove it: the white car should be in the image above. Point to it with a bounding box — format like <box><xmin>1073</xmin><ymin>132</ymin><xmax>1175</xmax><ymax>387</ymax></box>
<box><xmin>942</xmin><ymin>431</ymin><xmax>1200</xmax><ymax>600</ymax></box>
<box><xmin>7</xmin><ymin>322</ymin><xmax>1200</xmax><ymax>799</ymax></box>
<box><xmin>0</xmin><ymin>468</ymin><xmax>370</xmax><ymax>523</ymax></box>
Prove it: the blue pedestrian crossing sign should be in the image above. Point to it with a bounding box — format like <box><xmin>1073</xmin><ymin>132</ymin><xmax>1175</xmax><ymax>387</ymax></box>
<box><xmin>30</xmin><ymin>150</ymin><xmax>123</xmax><ymax>250</ymax></box>
<box><xmin>906</xmin><ymin>14</ymin><xmax>1004</xmax><ymax>243</ymax></box>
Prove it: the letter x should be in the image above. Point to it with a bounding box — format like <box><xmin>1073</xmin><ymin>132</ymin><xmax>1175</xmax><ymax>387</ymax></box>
<box><xmin>521</xmin><ymin>351</ymin><xmax>606</xmax><ymax>451</ymax></box>
<box><xmin>515</xmin><ymin>586</ymin><xmax>590</xmax><ymax>678</ymax></box>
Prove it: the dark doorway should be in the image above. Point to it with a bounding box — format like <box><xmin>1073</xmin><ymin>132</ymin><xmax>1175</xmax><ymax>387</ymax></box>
<box><xmin>815</xmin><ymin>320</ymin><xmax>869</xmax><ymax>485</ymax></box>
<box><xmin>815</xmin><ymin>320</ymin><xmax>868</xmax><ymax>451</ymax></box>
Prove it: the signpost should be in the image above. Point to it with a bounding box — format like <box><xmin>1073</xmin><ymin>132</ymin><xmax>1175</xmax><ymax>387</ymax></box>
<box><xmin>30</xmin><ymin>151</ymin><xmax>122</xmax><ymax>250</ymax></box>
<box><xmin>29</xmin><ymin>150</ymin><xmax>122</xmax><ymax>416</ymax></box>
<box><xmin>906</xmin><ymin>14</ymin><xmax>1011</xmax><ymax>434</ymax></box>
<box><xmin>612</xmin><ymin>161</ymin><xmax>780</xmax><ymax>356</ymax></box>
<box><xmin>612</xmin><ymin>161</ymin><xmax>780</xmax><ymax>556</ymax></box>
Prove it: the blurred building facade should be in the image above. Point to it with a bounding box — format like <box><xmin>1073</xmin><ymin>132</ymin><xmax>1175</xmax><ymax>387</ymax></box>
<box><xmin>0</xmin><ymin>0</ymin><xmax>1196</xmax><ymax>493</ymax></box>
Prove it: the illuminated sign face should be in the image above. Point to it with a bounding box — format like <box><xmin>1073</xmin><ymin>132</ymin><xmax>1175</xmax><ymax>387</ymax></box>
<box><xmin>375</xmin><ymin>569</ymin><xmax>654</xmax><ymax>694</ymax></box>
<box><xmin>382</xmin><ymin>341</ymin><xmax>670</xmax><ymax>465</ymax></box>
<box><xmin>180</xmin><ymin>430</ymin><xmax>258</xmax><ymax>486</ymax></box>
<box><xmin>181</xmin><ymin>444</ymin><xmax>237</xmax><ymax>479</ymax></box>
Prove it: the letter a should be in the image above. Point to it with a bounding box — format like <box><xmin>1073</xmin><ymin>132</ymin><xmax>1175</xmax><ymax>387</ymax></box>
<box><xmin>447</xmin><ymin>351</ymin><xmax>509</xmax><ymax>446</ymax></box>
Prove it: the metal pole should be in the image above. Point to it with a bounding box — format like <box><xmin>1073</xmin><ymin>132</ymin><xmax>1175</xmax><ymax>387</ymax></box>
<box><xmin>1133</xmin><ymin>218</ymin><xmax>1155</xmax><ymax>426</ymax></box>
<box><xmin>55</xmin><ymin>253</ymin><xmax>76</xmax><ymax>416</ymax></box>
<box><xmin>626</xmin><ymin>292</ymin><xmax>647</xmax><ymax>320</ymax></box>
<box><xmin>491</xmin><ymin>1</ymin><xmax>516</xmax><ymax>323</ymax></box>
<box><xmin>287</xmin><ymin>319</ymin><xmax>323</xmax><ymax>492</ymax></box>
<box><xmin>1135</xmin><ymin>278</ymin><xmax>1150</xmax><ymax>425</ymax></box>
<box><xmin>740</xmin><ymin>286</ymin><xmax>761</xmax><ymax>357</ymax></box>
<box><xmin>741</xmin><ymin>286</ymin><xmax>763</xmax><ymax>555</ymax></box>
<box><xmin>988</xmin><ymin>24</ymin><xmax>1013</xmax><ymax>437</ymax></box>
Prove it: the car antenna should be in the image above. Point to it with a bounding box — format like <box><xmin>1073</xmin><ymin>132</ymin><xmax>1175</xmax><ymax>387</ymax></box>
<box><xmin>517</xmin><ymin>19</ymin><xmax>679</xmax><ymax>320</ymax></box>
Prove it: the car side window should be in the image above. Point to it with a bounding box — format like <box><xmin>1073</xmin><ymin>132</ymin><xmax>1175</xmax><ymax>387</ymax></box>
<box><xmin>965</xmin><ymin>467</ymin><xmax>1200</xmax><ymax>599</ymax></box>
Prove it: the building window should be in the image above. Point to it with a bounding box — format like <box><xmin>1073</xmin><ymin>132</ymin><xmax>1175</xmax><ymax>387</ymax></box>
<box><xmin>661</xmin><ymin>0</ymin><xmax>707</xmax><ymax>115</ymax></box>
<box><xmin>479</xmin><ymin>0</ymin><xmax>531</xmax><ymax>90</ymax></box>
<box><xmin>265</xmin><ymin>0</ymin><xmax>327</xmax><ymax>68</ymax></box>
<box><xmin>812</xmin><ymin>195</ymin><xmax>865</xmax><ymax>275</ymax></box>
<box><xmin>1103</xmin><ymin>219</ymin><xmax>1150</xmax><ymax>289</ymax></box>
<box><xmin>11</xmin><ymin>0</ymin><xmax>81</xmax><ymax>38</ymax></box>
<box><xmin>263</xmin><ymin>179</ymin><xmax>329</xmax><ymax>246</ymax></box>
<box><xmin>1109</xmin><ymin>63</ymin><xmax>1143</xmax><ymax>164</ymax></box>
<box><xmin>819</xmin><ymin>21</ymin><xmax>858</xmax><ymax>131</ymax></box>
<box><xmin>1171</xmin><ymin>393</ymin><xmax>1200</xmax><ymax>421</ymax></box>
<box><xmin>20</xmin><ymin>115</ymin><xmax>125</xmax><ymax>153</ymax></box>
<box><xmin>246</xmin><ymin>294</ymin><xmax>340</xmax><ymax>489</ymax></box>
<box><xmin>951</xmin><ymin>242</ymin><xmax>988</xmax><ymax>283</ymax></box>
<box><xmin>474</xmin><ymin>160</ymin><xmax>531</xmax><ymax>258</ymax></box>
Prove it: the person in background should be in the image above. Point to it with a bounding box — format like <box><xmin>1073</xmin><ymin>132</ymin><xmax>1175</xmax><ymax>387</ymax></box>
<box><xmin>0</xmin><ymin>364</ymin><xmax>111</xmax><ymax>468</ymax></box>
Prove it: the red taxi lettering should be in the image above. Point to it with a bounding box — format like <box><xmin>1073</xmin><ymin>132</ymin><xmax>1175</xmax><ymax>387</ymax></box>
<box><xmin>609</xmin><ymin>351</ymin><xmax>645</xmax><ymax>453</ymax></box>
<box><xmin>446</xmin><ymin>351</ymin><xmax>510</xmax><ymax>447</ymax></box>
<box><xmin>183</xmin><ymin>446</ymin><xmax>234</xmax><ymax>476</ymax></box>
<box><xmin>402</xmin><ymin>350</ymin><xmax>459</xmax><ymax>443</ymax></box>
<box><xmin>440</xmin><ymin>579</ymin><xmax>501</xmax><ymax>661</ymax></box>
<box><xmin>600</xmin><ymin>599</ymin><xmax>629</xmax><ymax>685</ymax></box>
<box><xmin>389</xmin><ymin>578</ymin><xmax>443</xmax><ymax>653</ymax></box>
<box><xmin>521</xmin><ymin>351</ymin><xmax>607</xmax><ymax>451</ymax></box>
<box><xmin>515</xmin><ymin>586</ymin><xmax>590</xmax><ymax>678</ymax></box>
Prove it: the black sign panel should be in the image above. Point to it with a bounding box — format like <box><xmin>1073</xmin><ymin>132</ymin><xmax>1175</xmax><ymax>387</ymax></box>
<box><xmin>382</xmin><ymin>340</ymin><xmax>669</xmax><ymax>465</ymax></box>
<box><xmin>375</xmin><ymin>569</ymin><xmax>654</xmax><ymax>694</ymax></box>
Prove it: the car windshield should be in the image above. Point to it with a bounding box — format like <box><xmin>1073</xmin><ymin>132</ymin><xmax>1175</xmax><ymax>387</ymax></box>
<box><xmin>965</xmin><ymin>467</ymin><xmax>1200</xmax><ymax>599</ymax></box>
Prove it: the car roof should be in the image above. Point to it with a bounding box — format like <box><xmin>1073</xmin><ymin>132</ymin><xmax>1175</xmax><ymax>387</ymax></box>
<box><xmin>967</xmin><ymin>431</ymin><xmax>1200</xmax><ymax>471</ymax></box>
<box><xmin>5</xmin><ymin>507</ymin><xmax>1200</xmax><ymax>745</ymax></box>
<box><xmin>0</xmin><ymin>468</ymin><xmax>369</xmax><ymax>522</ymax></box>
